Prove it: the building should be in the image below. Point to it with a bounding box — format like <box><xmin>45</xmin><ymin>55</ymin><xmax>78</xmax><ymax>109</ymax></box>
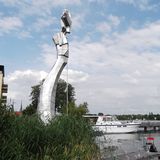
<box><xmin>0</xmin><ymin>65</ymin><xmax>8</xmax><ymax>104</ymax></box>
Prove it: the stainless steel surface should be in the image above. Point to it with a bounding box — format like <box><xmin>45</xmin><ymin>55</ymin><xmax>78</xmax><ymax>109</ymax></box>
<box><xmin>37</xmin><ymin>10</ymin><xmax>71</xmax><ymax>123</ymax></box>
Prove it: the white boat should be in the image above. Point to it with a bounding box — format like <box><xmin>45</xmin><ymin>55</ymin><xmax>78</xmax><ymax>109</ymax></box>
<box><xmin>84</xmin><ymin>115</ymin><xmax>141</xmax><ymax>134</ymax></box>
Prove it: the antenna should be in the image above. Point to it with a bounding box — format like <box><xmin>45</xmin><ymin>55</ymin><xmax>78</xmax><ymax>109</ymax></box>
<box><xmin>20</xmin><ymin>100</ymin><xmax>23</xmax><ymax>112</ymax></box>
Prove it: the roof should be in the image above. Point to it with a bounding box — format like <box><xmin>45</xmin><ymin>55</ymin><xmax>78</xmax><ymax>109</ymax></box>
<box><xmin>0</xmin><ymin>65</ymin><xmax>4</xmax><ymax>76</ymax></box>
<box><xmin>15</xmin><ymin>111</ymin><xmax>22</xmax><ymax>116</ymax></box>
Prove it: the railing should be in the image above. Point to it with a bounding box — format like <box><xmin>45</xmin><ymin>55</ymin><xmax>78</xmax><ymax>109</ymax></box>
<box><xmin>2</xmin><ymin>84</ymin><xmax>8</xmax><ymax>93</ymax></box>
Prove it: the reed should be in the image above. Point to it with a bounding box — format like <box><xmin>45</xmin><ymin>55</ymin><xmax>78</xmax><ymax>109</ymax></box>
<box><xmin>0</xmin><ymin>104</ymin><xmax>100</xmax><ymax>160</ymax></box>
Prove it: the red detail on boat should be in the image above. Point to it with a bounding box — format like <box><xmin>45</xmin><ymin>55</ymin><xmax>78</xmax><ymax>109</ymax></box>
<box><xmin>147</xmin><ymin>137</ymin><xmax>154</xmax><ymax>141</ymax></box>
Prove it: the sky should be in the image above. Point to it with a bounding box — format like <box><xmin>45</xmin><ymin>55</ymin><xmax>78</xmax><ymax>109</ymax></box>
<box><xmin>1</xmin><ymin>0</ymin><xmax>160</xmax><ymax>114</ymax></box>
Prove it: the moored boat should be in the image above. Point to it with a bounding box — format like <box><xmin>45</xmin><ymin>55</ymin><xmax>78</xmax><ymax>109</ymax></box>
<box><xmin>84</xmin><ymin>115</ymin><xmax>141</xmax><ymax>134</ymax></box>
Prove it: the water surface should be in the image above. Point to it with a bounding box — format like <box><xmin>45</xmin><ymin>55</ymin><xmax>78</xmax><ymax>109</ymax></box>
<box><xmin>96</xmin><ymin>131</ymin><xmax>160</xmax><ymax>159</ymax></box>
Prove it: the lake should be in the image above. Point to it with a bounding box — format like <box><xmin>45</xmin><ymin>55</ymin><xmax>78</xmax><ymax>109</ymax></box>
<box><xmin>96</xmin><ymin>131</ymin><xmax>160</xmax><ymax>160</ymax></box>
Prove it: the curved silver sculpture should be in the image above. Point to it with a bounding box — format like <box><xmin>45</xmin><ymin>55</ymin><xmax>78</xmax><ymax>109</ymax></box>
<box><xmin>38</xmin><ymin>10</ymin><xmax>72</xmax><ymax>123</ymax></box>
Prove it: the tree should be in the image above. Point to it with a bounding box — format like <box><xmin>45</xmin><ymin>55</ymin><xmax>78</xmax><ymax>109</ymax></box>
<box><xmin>0</xmin><ymin>100</ymin><xmax>15</xmax><ymax>138</ymax></box>
<box><xmin>22</xmin><ymin>104</ymin><xmax>37</xmax><ymax>115</ymax></box>
<box><xmin>77</xmin><ymin>102</ymin><xmax>89</xmax><ymax>115</ymax></box>
<box><xmin>98</xmin><ymin>113</ymin><xmax>104</xmax><ymax>116</ymax></box>
<box><xmin>23</xmin><ymin>82</ymin><xmax>41</xmax><ymax>115</ymax></box>
<box><xmin>63</xmin><ymin>102</ymin><xmax>89</xmax><ymax>116</ymax></box>
<box><xmin>55</xmin><ymin>79</ymin><xmax>75</xmax><ymax>113</ymax></box>
<box><xmin>30</xmin><ymin>83</ymin><xmax>41</xmax><ymax>107</ymax></box>
<box><xmin>23</xmin><ymin>79</ymin><xmax>76</xmax><ymax>115</ymax></box>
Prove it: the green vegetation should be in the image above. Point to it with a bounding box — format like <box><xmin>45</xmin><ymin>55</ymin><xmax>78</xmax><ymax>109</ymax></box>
<box><xmin>23</xmin><ymin>79</ymin><xmax>89</xmax><ymax>116</ymax></box>
<box><xmin>0</xmin><ymin>78</ymin><xmax>99</xmax><ymax>159</ymax></box>
<box><xmin>23</xmin><ymin>79</ymin><xmax>76</xmax><ymax>115</ymax></box>
<box><xmin>0</xmin><ymin>102</ymin><xmax>100</xmax><ymax>160</ymax></box>
<box><xmin>56</xmin><ymin>79</ymin><xmax>75</xmax><ymax>113</ymax></box>
<box><xmin>116</xmin><ymin>112</ymin><xmax>160</xmax><ymax>120</ymax></box>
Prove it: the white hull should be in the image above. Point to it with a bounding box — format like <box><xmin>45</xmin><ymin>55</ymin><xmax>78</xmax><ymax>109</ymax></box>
<box><xmin>92</xmin><ymin>115</ymin><xmax>140</xmax><ymax>134</ymax></box>
<box><xmin>93</xmin><ymin>123</ymin><xmax>140</xmax><ymax>133</ymax></box>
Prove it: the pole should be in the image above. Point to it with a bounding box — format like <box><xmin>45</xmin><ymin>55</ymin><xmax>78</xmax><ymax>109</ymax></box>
<box><xmin>66</xmin><ymin>63</ymin><xmax>69</xmax><ymax>115</ymax></box>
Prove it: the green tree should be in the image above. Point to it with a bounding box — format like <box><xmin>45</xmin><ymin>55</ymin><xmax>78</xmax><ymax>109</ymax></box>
<box><xmin>30</xmin><ymin>83</ymin><xmax>41</xmax><ymax>107</ymax></box>
<box><xmin>22</xmin><ymin>104</ymin><xmax>37</xmax><ymax>115</ymax></box>
<box><xmin>63</xmin><ymin>102</ymin><xmax>89</xmax><ymax>116</ymax></box>
<box><xmin>0</xmin><ymin>100</ymin><xmax>15</xmax><ymax>139</ymax></box>
<box><xmin>77</xmin><ymin>102</ymin><xmax>89</xmax><ymax>115</ymax></box>
<box><xmin>23</xmin><ymin>79</ymin><xmax>76</xmax><ymax>115</ymax></box>
<box><xmin>55</xmin><ymin>79</ymin><xmax>75</xmax><ymax>113</ymax></box>
<box><xmin>23</xmin><ymin>82</ymin><xmax>41</xmax><ymax>115</ymax></box>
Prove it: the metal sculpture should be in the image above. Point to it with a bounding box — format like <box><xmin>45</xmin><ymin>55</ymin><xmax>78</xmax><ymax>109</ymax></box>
<box><xmin>38</xmin><ymin>10</ymin><xmax>72</xmax><ymax>123</ymax></box>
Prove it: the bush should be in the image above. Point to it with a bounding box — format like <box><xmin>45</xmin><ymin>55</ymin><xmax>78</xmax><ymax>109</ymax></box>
<box><xmin>0</xmin><ymin>105</ymin><xmax>100</xmax><ymax>160</ymax></box>
<box><xmin>46</xmin><ymin>115</ymin><xmax>100</xmax><ymax>159</ymax></box>
<box><xmin>0</xmin><ymin>102</ymin><xmax>15</xmax><ymax>139</ymax></box>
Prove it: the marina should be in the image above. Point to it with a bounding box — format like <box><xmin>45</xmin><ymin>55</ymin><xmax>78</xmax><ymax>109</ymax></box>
<box><xmin>84</xmin><ymin>115</ymin><xmax>160</xmax><ymax>159</ymax></box>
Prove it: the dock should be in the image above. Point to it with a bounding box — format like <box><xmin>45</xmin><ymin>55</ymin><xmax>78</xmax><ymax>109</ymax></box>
<box><xmin>140</xmin><ymin>121</ymin><xmax>160</xmax><ymax>132</ymax></box>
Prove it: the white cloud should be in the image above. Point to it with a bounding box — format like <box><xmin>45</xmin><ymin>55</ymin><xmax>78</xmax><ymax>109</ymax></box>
<box><xmin>0</xmin><ymin>0</ymin><xmax>20</xmax><ymax>6</ymax></box>
<box><xmin>61</xmin><ymin>69</ymin><xmax>89</xmax><ymax>84</ymax></box>
<box><xmin>96</xmin><ymin>22</ymin><xmax>112</xmax><ymax>33</ymax></box>
<box><xmin>121</xmin><ymin>74</ymin><xmax>139</xmax><ymax>84</ymax></box>
<box><xmin>37</xmin><ymin>19</ymin><xmax>160</xmax><ymax>114</ymax></box>
<box><xmin>18</xmin><ymin>30</ymin><xmax>32</xmax><ymax>39</ymax></box>
<box><xmin>6</xmin><ymin>68</ymin><xmax>89</xmax><ymax>111</ymax></box>
<box><xmin>88</xmin><ymin>0</ymin><xmax>106</xmax><ymax>3</ymax></box>
<box><xmin>2</xmin><ymin>1</ymin><xmax>160</xmax><ymax>114</ymax></box>
<box><xmin>0</xmin><ymin>1</ymin><xmax>83</xmax><ymax>38</ymax></box>
<box><xmin>0</xmin><ymin>16</ymin><xmax>23</xmax><ymax>35</ymax></box>
<box><xmin>116</xmin><ymin>0</ymin><xmax>159</xmax><ymax>11</ymax></box>
<box><xmin>72</xmin><ymin>14</ymin><xmax>85</xmax><ymax>30</ymax></box>
<box><xmin>40</xmin><ymin>43</ymin><xmax>57</xmax><ymax>67</ymax></box>
<box><xmin>33</xmin><ymin>18</ymin><xmax>54</xmax><ymax>32</ymax></box>
<box><xmin>65</xmin><ymin>20</ymin><xmax>160</xmax><ymax>114</ymax></box>
<box><xmin>0</xmin><ymin>0</ymin><xmax>81</xmax><ymax>17</ymax></box>
<box><xmin>7</xmin><ymin>70</ymin><xmax>47</xmax><ymax>82</ymax></box>
<box><xmin>114</xmin><ymin>21</ymin><xmax>160</xmax><ymax>51</ymax></box>
<box><xmin>96</xmin><ymin>14</ymin><xmax>121</xmax><ymax>34</ymax></box>
<box><xmin>108</xmin><ymin>15</ymin><xmax>121</xmax><ymax>26</ymax></box>
<box><xmin>6</xmin><ymin>17</ymin><xmax>160</xmax><ymax>113</ymax></box>
<box><xmin>6</xmin><ymin>70</ymin><xmax>48</xmax><ymax>110</ymax></box>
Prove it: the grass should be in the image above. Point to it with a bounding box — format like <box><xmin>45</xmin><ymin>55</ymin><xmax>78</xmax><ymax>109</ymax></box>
<box><xmin>0</xmin><ymin>105</ymin><xmax>100</xmax><ymax>160</ymax></box>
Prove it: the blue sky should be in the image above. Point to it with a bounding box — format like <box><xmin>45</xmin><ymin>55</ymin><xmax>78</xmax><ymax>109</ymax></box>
<box><xmin>1</xmin><ymin>0</ymin><xmax>160</xmax><ymax>114</ymax></box>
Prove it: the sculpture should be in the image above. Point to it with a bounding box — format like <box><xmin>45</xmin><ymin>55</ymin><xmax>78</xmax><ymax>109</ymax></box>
<box><xmin>37</xmin><ymin>10</ymin><xmax>72</xmax><ymax>123</ymax></box>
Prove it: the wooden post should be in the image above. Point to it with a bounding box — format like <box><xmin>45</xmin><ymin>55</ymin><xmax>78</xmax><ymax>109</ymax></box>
<box><xmin>144</xmin><ymin>126</ymin><xmax>147</xmax><ymax>132</ymax></box>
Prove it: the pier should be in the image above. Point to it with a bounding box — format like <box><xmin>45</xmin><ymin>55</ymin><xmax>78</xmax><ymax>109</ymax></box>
<box><xmin>140</xmin><ymin>121</ymin><xmax>160</xmax><ymax>132</ymax></box>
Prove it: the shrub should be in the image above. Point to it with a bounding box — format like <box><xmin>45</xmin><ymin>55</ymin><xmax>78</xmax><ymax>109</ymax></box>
<box><xmin>0</xmin><ymin>105</ymin><xmax>100</xmax><ymax>160</ymax></box>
